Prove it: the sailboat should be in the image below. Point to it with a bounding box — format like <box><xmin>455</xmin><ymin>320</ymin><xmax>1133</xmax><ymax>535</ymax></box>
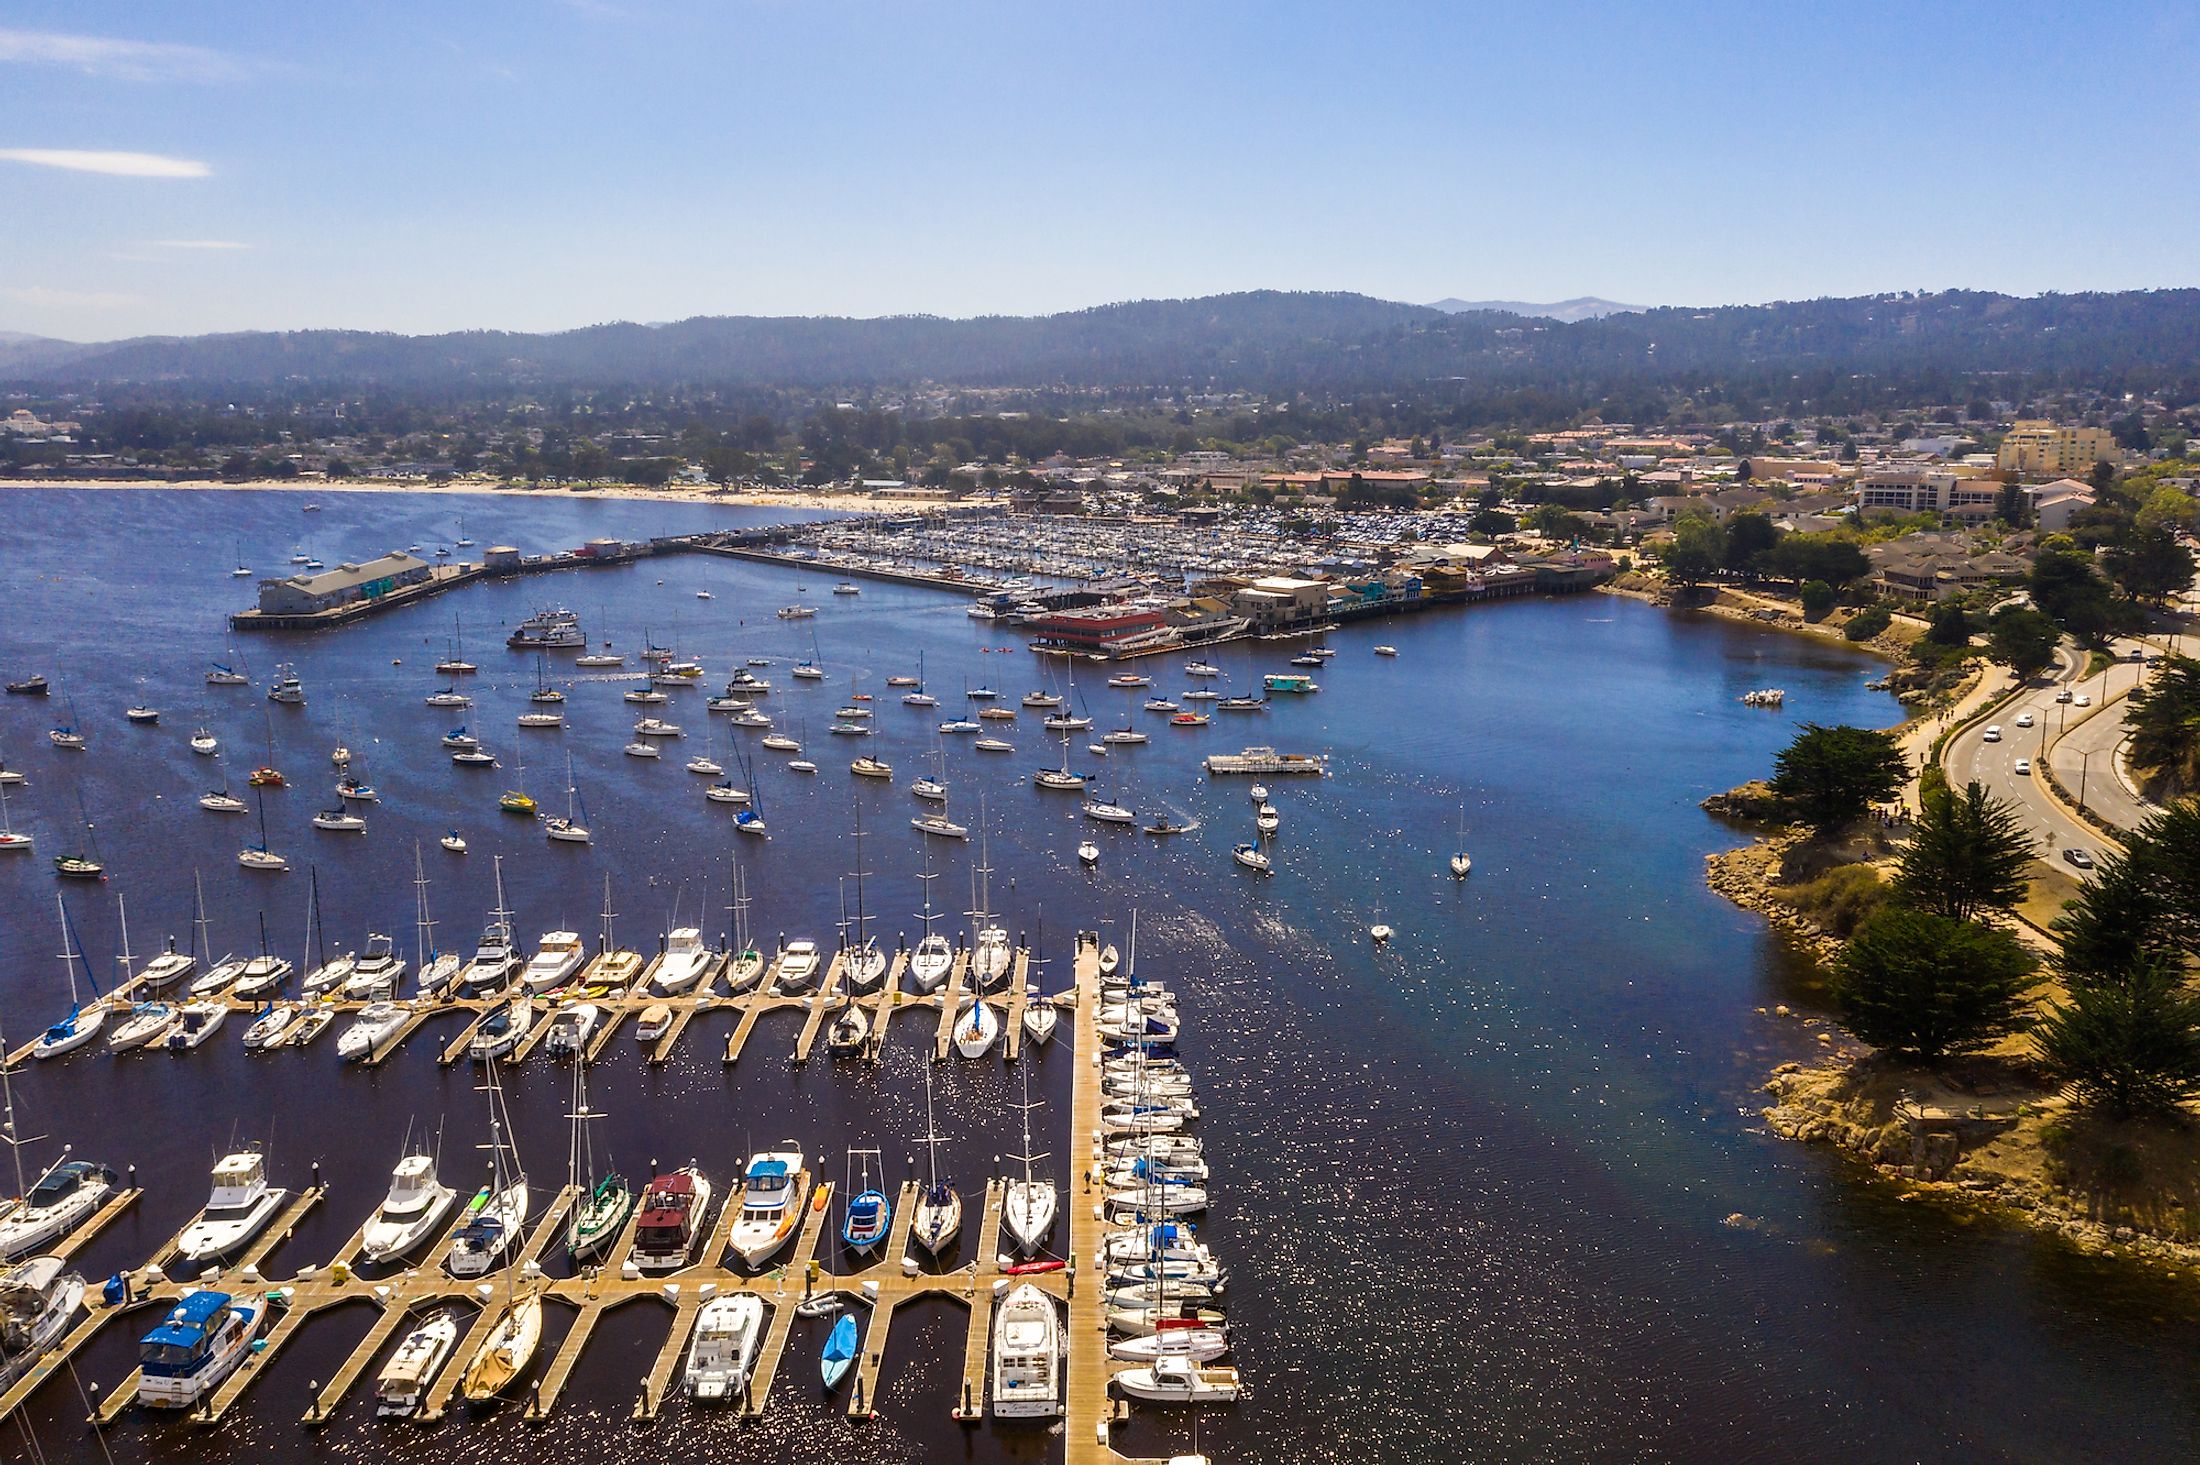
<box><xmin>458</xmin><ymin>856</ymin><xmax>520</xmax><ymax>994</ymax></box>
<box><xmin>32</xmin><ymin>894</ymin><xmax>105</xmax><ymax>1058</ymax></box>
<box><xmin>0</xmin><ymin>779</ymin><xmax>29</xmax><ymax>854</ymax></box>
<box><xmin>0</xmin><ymin>1011</ymin><xmax>118</xmax><ymax>1258</ymax></box>
<box><xmin>413</xmin><ymin>843</ymin><xmax>462</xmax><ymax>997</ymax></box>
<box><xmin>911</xmin><ymin>739</ymin><xmax>970</xmax><ymax>840</ymax></box>
<box><xmin>843</xmin><ymin>803</ymin><xmax>887</xmax><ymax>991</ymax></box>
<box><xmin>724</xmin><ymin>850</ymin><xmax>765</xmax><ymax>993</ymax></box>
<box><xmin>53</xmin><ymin>788</ymin><xmax>102</xmax><ymax>880</ymax></box>
<box><xmin>909</xmin><ymin>846</ymin><xmax>953</xmax><ymax>993</ymax></box>
<box><xmin>1450</xmin><ymin>801</ymin><xmax>1473</xmax><ymax>878</ymax></box>
<box><xmin>900</xmin><ymin>652</ymin><xmax>937</xmax><ymax>708</ymax></box>
<box><xmin>448</xmin><ymin>1058</ymin><xmax>531</xmax><ymax>1281</ymax></box>
<box><xmin>968</xmin><ymin>810</ymin><xmax>1012</xmax><ymax>991</ymax></box>
<box><xmin>1003</xmin><ymin>1061</ymin><xmax>1057</xmax><ymax>1255</ymax></box>
<box><xmin>238</xmin><ymin>784</ymin><xmax>287</xmax><ymax>871</ymax></box>
<box><xmin>790</xmin><ymin>622</ymin><xmax>826</xmax><ymax>680</ymax></box>
<box><xmin>911</xmin><ymin>1063</ymin><xmax>961</xmax><ymax>1254</ymax></box>
<box><xmin>564</xmin><ymin>1058</ymin><xmax>633</xmax><ymax>1265</ymax></box>
<box><xmin>544</xmin><ymin>752</ymin><xmax>590</xmax><ymax>843</ymax></box>
<box><xmin>435</xmin><ymin>615</ymin><xmax>477</xmax><ymax>677</ymax></box>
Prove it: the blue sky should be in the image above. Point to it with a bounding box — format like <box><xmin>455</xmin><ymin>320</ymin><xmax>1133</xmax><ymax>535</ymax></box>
<box><xmin>3</xmin><ymin>1</ymin><xmax>2195</xmax><ymax>340</ymax></box>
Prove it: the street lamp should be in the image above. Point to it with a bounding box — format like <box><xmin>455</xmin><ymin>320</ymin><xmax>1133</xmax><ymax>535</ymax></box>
<box><xmin>2079</xmin><ymin>748</ymin><xmax>2093</xmax><ymax>812</ymax></box>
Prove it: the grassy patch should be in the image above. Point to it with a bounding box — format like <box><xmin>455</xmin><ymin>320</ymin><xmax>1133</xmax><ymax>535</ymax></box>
<box><xmin>1771</xmin><ymin>863</ymin><xmax>1890</xmax><ymax>939</ymax></box>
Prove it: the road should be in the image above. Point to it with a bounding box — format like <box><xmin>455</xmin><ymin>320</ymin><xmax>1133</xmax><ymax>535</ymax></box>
<box><xmin>1944</xmin><ymin>641</ymin><xmax>2108</xmax><ymax>879</ymax></box>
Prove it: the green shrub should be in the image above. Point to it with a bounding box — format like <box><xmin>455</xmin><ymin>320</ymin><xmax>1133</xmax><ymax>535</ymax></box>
<box><xmin>1773</xmin><ymin>863</ymin><xmax>1890</xmax><ymax>939</ymax></box>
<box><xmin>1798</xmin><ymin>579</ymin><xmax>1835</xmax><ymax>618</ymax></box>
<box><xmin>1844</xmin><ymin>605</ymin><xmax>1895</xmax><ymax>642</ymax></box>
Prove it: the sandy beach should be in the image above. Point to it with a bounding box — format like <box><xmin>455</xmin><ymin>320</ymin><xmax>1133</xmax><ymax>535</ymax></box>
<box><xmin>0</xmin><ymin>475</ymin><xmax>914</xmax><ymax>512</ymax></box>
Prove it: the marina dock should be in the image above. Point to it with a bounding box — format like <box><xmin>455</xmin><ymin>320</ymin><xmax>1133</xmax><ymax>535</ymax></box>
<box><xmin>5</xmin><ymin>931</ymin><xmax>1171</xmax><ymax>1462</ymax></box>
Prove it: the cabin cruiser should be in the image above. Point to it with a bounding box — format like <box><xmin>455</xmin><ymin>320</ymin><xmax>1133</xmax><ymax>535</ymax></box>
<box><xmin>360</xmin><ymin>1153</ymin><xmax>457</xmax><ymax>1262</ymax></box>
<box><xmin>337</xmin><ymin>1001</ymin><xmax>411</xmax><ymax>1063</ymax></box>
<box><xmin>342</xmin><ymin>932</ymin><xmax>407</xmax><ymax>999</ymax></box>
<box><xmin>375</xmin><ymin>1309</ymin><xmax>460</xmax><ymax>1417</ymax></box>
<box><xmin>138</xmin><ymin>1289</ymin><xmax>264</xmax><ymax>1407</ymax></box>
<box><xmin>507</xmin><ymin>607</ymin><xmax>586</xmax><ymax>650</ymax></box>
<box><xmin>0</xmin><ymin>1255</ymin><xmax>85</xmax><ymax>1391</ymax></box>
<box><xmin>632</xmin><ymin>1167</ymin><xmax>713</xmax><ymax>1273</ymax></box>
<box><xmin>542</xmin><ymin>1002</ymin><xmax>604</xmax><ymax>1058</ymax></box>
<box><xmin>521</xmin><ymin>931</ymin><xmax>586</xmax><ymax>991</ymax></box>
<box><xmin>468</xmin><ymin>994</ymin><xmax>533</xmax><ymax>1061</ymax></box>
<box><xmin>175</xmin><ymin>1151</ymin><xmax>288</xmax><ymax>1264</ymax></box>
<box><xmin>727</xmin><ymin>1144</ymin><xmax>807</xmax><ymax>1267</ymax></box>
<box><xmin>460</xmin><ymin>921</ymin><xmax>520</xmax><ymax>994</ymax></box>
<box><xmin>0</xmin><ymin>1161</ymin><xmax>118</xmax><ymax>1261</ymax></box>
<box><xmin>652</xmin><ymin>928</ymin><xmax>716</xmax><ymax>993</ymax></box>
<box><xmin>137</xmin><ymin>941</ymin><xmax>196</xmax><ymax>990</ymax></box>
<box><xmin>991</xmin><ymin>1284</ymin><xmax>1063</xmax><ymax>1418</ymax></box>
<box><xmin>1112</xmin><ymin>1356</ymin><xmax>1243</xmax><ymax>1403</ymax></box>
<box><xmin>683</xmin><ymin>1294</ymin><xmax>765</xmax><ymax>1402</ymax></box>
<box><xmin>773</xmin><ymin>939</ymin><xmax>821</xmax><ymax>993</ymax></box>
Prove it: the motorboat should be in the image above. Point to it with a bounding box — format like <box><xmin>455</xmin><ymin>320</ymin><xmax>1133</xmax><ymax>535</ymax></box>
<box><xmin>542</xmin><ymin>1002</ymin><xmax>604</xmax><ymax>1058</ymax></box>
<box><xmin>360</xmin><ymin>1152</ymin><xmax>457</xmax><ymax>1262</ymax></box>
<box><xmin>652</xmin><ymin>928</ymin><xmax>716</xmax><ymax>993</ymax></box>
<box><xmin>0</xmin><ymin>1161</ymin><xmax>118</xmax><ymax>1260</ymax></box>
<box><xmin>1370</xmin><ymin>924</ymin><xmax>1395</xmax><ymax>944</ymax></box>
<box><xmin>312</xmin><ymin>806</ymin><xmax>367</xmax><ymax>833</ymax></box>
<box><xmin>635</xmin><ymin>1003</ymin><xmax>674</xmax><ymax>1042</ymax></box>
<box><xmin>337</xmin><ymin>1001</ymin><xmax>411</xmax><ymax>1063</ymax></box>
<box><xmin>342</xmin><ymin>932</ymin><xmax>407</xmax><ymax>999</ymax></box>
<box><xmin>953</xmin><ymin>997</ymin><xmax>1000</xmax><ymax>1059</ymax></box>
<box><xmin>774</xmin><ymin>940</ymin><xmax>821</xmax><ymax>992</ymax></box>
<box><xmin>458</xmin><ymin>1293</ymin><xmax>542</xmax><ymax>1400</ymax></box>
<box><xmin>1112</xmin><ymin>1356</ymin><xmax>1242</xmax><ymax>1403</ymax></box>
<box><xmin>631</xmin><ymin>1167</ymin><xmax>713</xmax><ymax>1273</ymax></box>
<box><xmin>991</xmin><ymin>1284</ymin><xmax>1063</xmax><ymax>1418</ymax></box>
<box><xmin>285</xmin><ymin>1007</ymin><xmax>336</xmax><ymax>1047</ymax></box>
<box><xmin>374</xmin><ymin>1309</ymin><xmax>460</xmax><ymax>1417</ymax></box>
<box><xmin>727</xmin><ymin>1144</ymin><xmax>807</xmax><ymax>1267</ymax></box>
<box><xmin>521</xmin><ymin>930</ymin><xmax>587</xmax><ymax>991</ymax></box>
<box><xmin>164</xmin><ymin>1002</ymin><xmax>227</xmax><ymax>1050</ymax></box>
<box><xmin>236</xmin><ymin>951</ymin><xmax>298</xmax><ymax>998</ymax></box>
<box><xmin>1255</xmin><ymin>803</ymin><xmax>1281</xmax><ymax>836</ymax></box>
<box><xmin>0</xmin><ymin>1255</ymin><xmax>86</xmax><ymax>1392</ymax></box>
<box><xmin>975</xmin><ymin>737</ymin><xmax>1014</xmax><ymax>753</ymax></box>
<box><xmin>468</xmin><ymin>994</ymin><xmax>533</xmax><ymax>1060</ymax></box>
<box><xmin>175</xmin><ymin>1151</ymin><xmax>288</xmax><ymax>1263</ymax></box>
<box><xmin>683</xmin><ymin>1294</ymin><xmax>766</xmax><ymax>1402</ymax></box>
<box><xmin>137</xmin><ymin>1289</ymin><xmax>264</xmax><ymax>1408</ymax></box>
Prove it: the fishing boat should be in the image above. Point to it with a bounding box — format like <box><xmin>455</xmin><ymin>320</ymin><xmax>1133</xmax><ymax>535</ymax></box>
<box><xmin>360</xmin><ymin>1149</ymin><xmax>457</xmax><ymax>1262</ymax></box>
<box><xmin>1077</xmin><ymin>841</ymin><xmax>1099</xmax><ymax>867</ymax></box>
<box><xmin>727</xmin><ymin>1143</ymin><xmax>808</xmax><ymax>1268</ymax></box>
<box><xmin>912</xmin><ymin>1065</ymin><xmax>961</xmax><ymax>1253</ymax></box>
<box><xmin>267</xmin><ymin>665</ymin><xmax>305</xmax><ymax>705</ymax></box>
<box><xmin>683</xmin><ymin>1294</ymin><xmax>766</xmax><ymax>1402</ymax></box>
<box><xmin>138</xmin><ymin>1289</ymin><xmax>265</xmax><ymax>1407</ymax></box>
<box><xmin>991</xmin><ymin>1284</ymin><xmax>1063</xmax><ymax>1417</ymax></box>
<box><xmin>631</xmin><ymin>1167</ymin><xmax>713</xmax><ymax>1273</ymax></box>
<box><xmin>1004</xmin><ymin>1063</ymin><xmax>1057</xmax><ymax>1254</ymax></box>
<box><xmin>337</xmin><ymin>1001</ymin><xmax>411</xmax><ymax>1063</ymax></box>
<box><xmin>0</xmin><ymin>1255</ymin><xmax>85</xmax><ymax>1392</ymax></box>
<box><xmin>522</xmin><ymin>930</ymin><xmax>587</xmax><ymax>991</ymax></box>
<box><xmin>1112</xmin><ymin>1356</ymin><xmax>1243</xmax><ymax>1403</ymax></box>
<box><xmin>506</xmin><ymin>606</ymin><xmax>586</xmax><ymax>651</ymax></box>
<box><xmin>820</xmin><ymin>1313</ymin><xmax>859</xmax><ymax>1390</ymax></box>
<box><xmin>564</xmin><ymin>1060</ymin><xmax>632</xmax><ymax>1265</ymax></box>
<box><xmin>1255</xmin><ymin>802</ymin><xmax>1281</xmax><ymax>836</ymax></box>
<box><xmin>176</xmin><ymin>1150</ymin><xmax>288</xmax><ymax>1264</ymax></box>
<box><xmin>374</xmin><ymin>1309</ymin><xmax>460</xmax><ymax>1418</ymax></box>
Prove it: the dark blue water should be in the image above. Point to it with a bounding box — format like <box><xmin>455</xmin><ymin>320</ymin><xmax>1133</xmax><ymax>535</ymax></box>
<box><xmin>1</xmin><ymin>487</ymin><xmax>2194</xmax><ymax>1464</ymax></box>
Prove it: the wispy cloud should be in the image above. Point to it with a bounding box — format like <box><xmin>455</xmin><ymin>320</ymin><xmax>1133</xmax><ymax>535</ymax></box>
<box><xmin>0</xmin><ymin>148</ymin><xmax>209</xmax><ymax>178</ymax></box>
<box><xmin>0</xmin><ymin>28</ymin><xmax>241</xmax><ymax>82</ymax></box>
<box><xmin>2</xmin><ymin>285</ymin><xmax>140</xmax><ymax>311</ymax></box>
<box><xmin>149</xmin><ymin>239</ymin><xmax>250</xmax><ymax>251</ymax></box>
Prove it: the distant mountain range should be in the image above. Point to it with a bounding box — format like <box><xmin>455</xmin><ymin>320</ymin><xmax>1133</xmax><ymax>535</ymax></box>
<box><xmin>5</xmin><ymin>288</ymin><xmax>2198</xmax><ymax>398</ymax></box>
<box><xmin>1427</xmin><ymin>297</ymin><xmax>1644</xmax><ymax>322</ymax></box>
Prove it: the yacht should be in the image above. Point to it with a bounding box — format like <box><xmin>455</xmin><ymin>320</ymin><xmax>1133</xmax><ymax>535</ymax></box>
<box><xmin>506</xmin><ymin>607</ymin><xmax>585</xmax><ymax>651</ymax></box>
<box><xmin>0</xmin><ymin>1161</ymin><xmax>118</xmax><ymax>1260</ymax></box>
<box><xmin>631</xmin><ymin>1167</ymin><xmax>713</xmax><ymax>1273</ymax></box>
<box><xmin>652</xmin><ymin>927</ymin><xmax>716</xmax><ymax>993</ymax></box>
<box><xmin>461</xmin><ymin>868</ymin><xmax>520</xmax><ymax>993</ymax></box>
<box><xmin>359</xmin><ymin>1151</ymin><xmax>457</xmax><ymax>1261</ymax></box>
<box><xmin>267</xmin><ymin>666</ymin><xmax>305</xmax><ymax>705</ymax></box>
<box><xmin>1112</xmin><ymin>1357</ymin><xmax>1243</xmax><ymax>1403</ymax></box>
<box><xmin>137</xmin><ymin>1289</ymin><xmax>264</xmax><ymax>1408</ymax></box>
<box><xmin>137</xmin><ymin>941</ymin><xmax>196</xmax><ymax>990</ymax></box>
<box><xmin>773</xmin><ymin>940</ymin><xmax>820</xmax><ymax>993</ymax></box>
<box><xmin>0</xmin><ymin>1255</ymin><xmax>86</xmax><ymax>1392</ymax></box>
<box><xmin>990</xmin><ymin>1284</ymin><xmax>1063</xmax><ymax>1418</ymax></box>
<box><xmin>175</xmin><ymin>1151</ymin><xmax>288</xmax><ymax>1264</ymax></box>
<box><xmin>468</xmin><ymin>994</ymin><xmax>533</xmax><ymax>1061</ymax></box>
<box><xmin>683</xmin><ymin>1294</ymin><xmax>765</xmax><ymax>1402</ymax></box>
<box><xmin>374</xmin><ymin>1309</ymin><xmax>460</xmax><ymax>1418</ymax></box>
<box><xmin>521</xmin><ymin>931</ymin><xmax>586</xmax><ymax>991</ymax></box>
<box><xmin>164</xmin><ymin>1002</ymin><xmax>227</xmax><ymax>1050</ymax></box>
<box><xmin>726</xmin><ymin>1144</ymin><xmax>807</xmax><ymax>1267</ymax></box>
<box><xmin>337</xmin><ymin>1001</ymin><xmax>411</xmax><ymax>1063</ymax></box>
<box><xmin>342</xmin><ymin>932</ymin><xmax>407</xmax><ymax>999</ymax></box>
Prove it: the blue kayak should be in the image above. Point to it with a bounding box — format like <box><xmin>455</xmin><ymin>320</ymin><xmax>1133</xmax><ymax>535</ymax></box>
<box><xmin>820</xmin><ymin>1313</ymin><xmax>859</xmax><ymax>1390</ymax></box>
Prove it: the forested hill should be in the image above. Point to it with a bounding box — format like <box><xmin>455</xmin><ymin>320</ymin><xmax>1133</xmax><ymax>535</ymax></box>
<box><xmin>7</xmin><ymin>288</ymin><xmax>2199</xmax><ymax>396</ymax></box>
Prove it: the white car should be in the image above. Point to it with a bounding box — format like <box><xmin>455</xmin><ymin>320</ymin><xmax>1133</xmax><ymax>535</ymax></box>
<box><xmin>2014</xmin><ymin>758</ymin><xmax>2031</xmax><ymax>774</ymax></box>
<box><xmin>1983</xmin><ymin>726</ymin><xmax>2002</xmax><ymax>742</ymax></box>
<box><xmin>2074</xmin><ymin>694</ymin><xmax>2092</xmax><ymax>707</ymax></box>
<box><xmin>2015</xmin><ymin>713</ymin><xmax>2034</xmax><ymax>728</ymax></box>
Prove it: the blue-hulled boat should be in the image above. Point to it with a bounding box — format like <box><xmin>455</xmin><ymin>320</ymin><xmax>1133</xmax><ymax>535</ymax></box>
<box><xmin>820</xmin><ymin>1313</ymin><xmax>859</xmax><ymax>1390</ymax></box>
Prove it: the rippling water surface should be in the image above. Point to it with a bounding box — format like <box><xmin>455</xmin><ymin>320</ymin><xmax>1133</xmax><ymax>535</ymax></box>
<box><xmin>1</xmin><ymin>487</ymin><xmax>2195</xmax><ymax>1464</ymax></box>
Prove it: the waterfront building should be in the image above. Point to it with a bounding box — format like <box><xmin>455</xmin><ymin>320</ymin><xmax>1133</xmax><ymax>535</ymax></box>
<box><xmin>255</xmin><ymin>552</ymin><xmax>432</xmax><ymax>615</ymax></box>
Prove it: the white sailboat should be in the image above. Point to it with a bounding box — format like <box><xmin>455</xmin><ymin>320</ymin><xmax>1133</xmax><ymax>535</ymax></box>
<box><xmin>32</xmin><ymin>894</ymin><xmax>105</xmax><ymax>1058</ymax></box>
<box><xmin>909</xmin><ymin>846</ymin><xmax>954</xmax><ymax>993</ymax></box>
<box><xmin>1003</xmin><ymin>1061</ymin><xmax>1057</xmax><ymax>1255</ymax></box>
<box><xmin>413</xmin><ymin>843</ymin><xmax>462</xmax><ymax>998</ymax></box>
<box><xmin>911</xmin><ymin>1064</ymin><xmax>961</xmax><ymax>1253</ymax></box>
<box><xmin>447</xmin><ymin>1060</ymin><xmax>530</xmax><ymax>1279</ymax></box>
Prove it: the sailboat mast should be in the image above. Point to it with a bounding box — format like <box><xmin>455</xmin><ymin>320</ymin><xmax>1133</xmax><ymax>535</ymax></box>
<box><xmin>55</xmin><ymin>893</ymin><xmax>82</xmax><ymax>1008</ymax></box>
<box><xmin>193</xmin><ymin>870</ymin><xmax>212</xmax><ymax>966</ymax></box>
<box><xmin>112</xmin><ymin>890</ymin><xmax>132</xmax><ymax>988</ymax></box>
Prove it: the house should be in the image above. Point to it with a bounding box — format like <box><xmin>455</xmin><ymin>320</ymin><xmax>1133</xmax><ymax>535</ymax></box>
<box><xmin>2024</xmin><ymin>478</ymin><xmax>2097</xmax><ymax>532</ymax></box>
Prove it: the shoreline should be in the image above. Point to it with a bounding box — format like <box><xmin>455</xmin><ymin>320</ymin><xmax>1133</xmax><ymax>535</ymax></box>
<box><xmin>0</xmin><ymin>475</ymin><xmax>910</xmax><ymax>513</ymax></box>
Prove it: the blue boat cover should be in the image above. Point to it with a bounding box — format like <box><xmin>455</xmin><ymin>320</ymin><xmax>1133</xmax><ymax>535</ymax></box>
<box><xmin>143</xmin><ymin>1290</ymin><xmax>230</xmax><ymax>1348</ymax></box>
<box><xmin>822</xmin><ymin>1314</ymin><xmax>858</xmax><ymax>1361</ymax></box>
<box><xmin>749</xmin><ymin>1159</ymin><xmax>789</xmax><ymax>1181</ymax></box>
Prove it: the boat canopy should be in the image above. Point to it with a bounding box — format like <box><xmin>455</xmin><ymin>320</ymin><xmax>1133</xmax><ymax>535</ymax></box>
<box><xmin>142</xmin><ymin>1290</ymin><xmax>230</xmax><ymax>1351</ymax></box>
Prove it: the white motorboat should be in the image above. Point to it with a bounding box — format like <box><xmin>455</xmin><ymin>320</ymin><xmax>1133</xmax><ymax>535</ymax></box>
<box><xmin>1112</xmin><ymin>1356</ymin><xmax>1242</xmax><ymax>1403</ymax></box>
<box><xmin>726</xmin><ymin>1144</ymin><xmax>807</xmax><ymax>1267</ymax></box>
<box><xmin>1255</xmin><ymin>802</ymin><xmax>1280</xmax><ymax>836</ymax></box>
<box><xmin>284</xmin><ymin>1007</ymin><xmax>336</xmax><ymax>1047</ymax></box>
<box><xmin>0</xmin><ymin>1160</ymin><xmax>118</xmax><ymax>1261</ymax></box>
<box><xmin>374</xmin><ymin>1308</ymin><xmax>460</xmax><ymax>1417</ymax></box>
<box><xmin>459</xmin><ymin>925</ymin><xmax>519</xmax><ymax>994</ymax></box>
<box><xmin>683</xmin><ymin>1294</ymin><xmax>766</xmax><ymax>1402</ymax></box>
<box><xmin>446</xmin><ymin>1176</ymin><xmax>530</xmax><ymax>1278</ymax></box>
<box><xmin>137</xmin><ymin>1288</ymin><xmax>264</xmax><ymax>1408</ymax></box>
<box><xmin>1108</xmin><ymin>1328</ymin><xmax>1231</xmax><ymax>1364</ymax></box>
<box><xmin>1248</xmin><ymin>783</ymin><xmax>1270</xmax><ymax>802</ymax></box>
<box><xmin>136</xmin><ymin>943</ymin><xmax>196</xmax><ymax>990</ymax></box>
<box><xmin>468</xmin><ymin>994</ymin><xmax>534</xmax><ymax>1060</ymax></box>
<box><xmin>337</xmin><ymin>1001</ymin><xmax>411</xmax><ymax>1063</ymax></box>
<box><xmin>953</xmin><ymin>997</ymin><xmax>1000</xmax><ymax>1059</ymax></box>
<box><xmin>521</xmin><ymin>930</ymin><xmax>586</xmax><ymax>991</ymax></box>
<box><xmin>1077</xmin><ymin>841</ymin><xmax>1100</xmax><ymax>867</ymax></box>
<box><xmin>164</xmin><ymin>1001</ymin><xmax>227</xmax><ymax>1050</ymax></box>
<box><xmin>541</xmin><ymin>1002</ymin><xmax>604</xmax><ymax>1058</ymax></box>
<box><xmin>175</xmin><ymin>1151</ymin><xmax>287</xmax><ymax>1263</ymax></box>
<box><xmin>652</xmin><ymin>928</ymin><xmax>716</xmax><ymax>993</ymax></box>
<box><xmin>342</xmin><ymin>932</ymin><xmax>407</xmax><ymax>999</ymax></box>
<box><xmin>634</xmin><ymin>1002</ymin><xmax>673</xmax><ymax>1042</ymax></box>
<box><xmin>190</xmin><ymin>729</ymin><xmax>218</xmax><ymax>755</ymax></box>
<box><xmin>991</xmin><ymin>1283</ymin><xmax>1063</xmax><ymax>1418</ymax></box>
<box><xmin>360</xmin><ymin>1152</ymin><xmax>457</xmax><ymax>1262</ymax></box>
<box><xmin>773</xmin><ymin>939</ymin><xmax>821</xmax><ymax>992</ymax></box>
<box><xmin>685</xmin><ymin>757</ymin><xmax>723</xmax><ymax>776</ymax></box>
